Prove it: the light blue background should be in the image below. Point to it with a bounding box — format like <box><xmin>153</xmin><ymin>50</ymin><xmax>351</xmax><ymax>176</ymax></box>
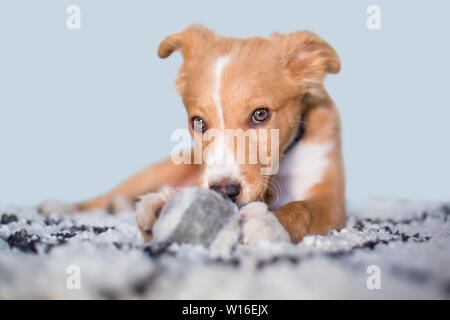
<box><xmin>0</xmin><ymin>0</ymin><xmax>449</xmax><ymax>206</ymax></box>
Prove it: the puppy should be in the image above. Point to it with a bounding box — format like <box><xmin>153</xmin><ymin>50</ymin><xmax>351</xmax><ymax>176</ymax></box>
<box><xmin>40</xmin><ymin>25</ymin><xmax>346</xmax><ymax>244</ymax></box>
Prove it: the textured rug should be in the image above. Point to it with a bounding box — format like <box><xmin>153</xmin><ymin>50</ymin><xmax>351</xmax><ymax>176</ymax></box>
<box><xmin>0</xmin><ymin>201</ymin><xmax>449</xmax><ymax>299</ymax></box>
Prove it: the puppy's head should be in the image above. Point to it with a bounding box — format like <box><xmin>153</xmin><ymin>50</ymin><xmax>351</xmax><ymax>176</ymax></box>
<box><xmin>159</xmin><ymin>25</ymin><xmax>340</xmax><ymax>206</ymax></box>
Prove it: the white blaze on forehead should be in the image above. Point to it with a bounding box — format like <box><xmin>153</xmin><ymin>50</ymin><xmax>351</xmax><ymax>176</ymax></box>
<box><xmin>212</xmin><ymin>55</ymin><xmax>230</xmax><ymax>129</ymax></box>
<box><xmin>274</xmin><ymin>141</ymin><xmax>335</xmax><ymax>207</ymax></box>
<box><xmin>203</xmin><ymin>55</ymin><xmax>240</xmax><ymax>187</ymax></box>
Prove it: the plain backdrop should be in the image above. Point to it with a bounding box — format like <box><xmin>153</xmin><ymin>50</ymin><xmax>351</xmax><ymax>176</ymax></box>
<box><xmin>0</xmin><ymin>0</ymin><xmax>449</xmax><ymax>207</ymax></box>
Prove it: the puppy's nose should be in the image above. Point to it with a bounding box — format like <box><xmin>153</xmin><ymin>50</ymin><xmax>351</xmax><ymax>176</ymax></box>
<box><xmin>210</xmin><ymin>182</ymin><xmax>241</xmax><ymax>201</ymax></box>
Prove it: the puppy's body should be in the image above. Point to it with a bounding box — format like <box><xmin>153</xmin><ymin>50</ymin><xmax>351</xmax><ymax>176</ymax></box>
<box><xmin>40</xmin><ymin>25</ymin><xmax>346</xmax><ymax>244</ymax></box>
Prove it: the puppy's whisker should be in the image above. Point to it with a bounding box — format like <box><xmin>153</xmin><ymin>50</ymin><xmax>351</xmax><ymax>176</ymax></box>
<box><xmin>258</xmin><ymin>179</ymin><xmax>270</xmax><ymax>204</ymax></box>
<box><xmin>266</xmin><ymin>176</ymin><xmax>280</xmax><ymax>206</ymax></box>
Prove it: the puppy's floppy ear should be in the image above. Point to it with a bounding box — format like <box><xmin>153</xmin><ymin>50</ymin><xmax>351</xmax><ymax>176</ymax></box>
<box><xmin>271</xmin><ymin>31</ymin><xmax>340</xmax><ymax>90</ymax></box>
<box><xmin>158</xmin><ymin>24</ymin><xmax>216</xmax><ymax>60</ymax></box>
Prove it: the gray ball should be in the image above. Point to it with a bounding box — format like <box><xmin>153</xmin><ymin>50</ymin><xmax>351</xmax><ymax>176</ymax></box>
<box><xmin>151</xmin><ymin>187</ymin><xmax>240</xmax><ymax>247</ymax></box>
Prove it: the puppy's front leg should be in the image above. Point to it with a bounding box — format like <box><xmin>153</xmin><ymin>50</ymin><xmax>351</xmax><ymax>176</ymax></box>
<box><xmin>274</xmin><ymin>196</ymin><xmax>346</xmax><ymax>244</ymax></box>
<box><xmin>39</xmin><ymin>155</ymin><xmax>199</xmax><ymax>215</ymax></box>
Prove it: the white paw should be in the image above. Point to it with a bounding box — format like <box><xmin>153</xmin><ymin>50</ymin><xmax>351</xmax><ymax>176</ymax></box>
<box><xmin>38</xmin><ymin>200</ymin><xmax>76</xmax><ymax>215</ymax></box>
<box><xmin>240</xmin><ymin>202</ymin><xmax>290</xmax><ymax>245</ymax></box>
<box><xmin>136</xmin><ymin>186</ymin><xmax>178</xmax><ymax>237</ymax></box>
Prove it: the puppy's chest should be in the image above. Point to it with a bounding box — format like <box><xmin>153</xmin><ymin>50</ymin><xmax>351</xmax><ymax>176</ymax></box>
<box><xmin>271</xmin><ymin>140</ymin><xmax>334</xmax><ymax>209</ymax></box>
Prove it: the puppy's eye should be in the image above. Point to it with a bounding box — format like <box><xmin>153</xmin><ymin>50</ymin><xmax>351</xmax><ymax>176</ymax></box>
<box><xmin>192</xmin><ymin>117</ymin><xmax>207</xmax><ymax>133</ymax></box>
<box><xmin>251</xmin><ymin>108</ymin><xmax>270</xmax><ymax>124</ymax></box>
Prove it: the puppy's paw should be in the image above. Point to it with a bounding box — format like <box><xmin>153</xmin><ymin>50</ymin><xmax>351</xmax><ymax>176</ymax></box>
<box><xmin>240</xmin><ymin>202</ymin><xmax>290</xmax><ymax>245</ymax></box>
<box><xmin>38</xmin><ymin>200</ymin><xmax>77</xmax><ymax>215</ymax></box>
<box><xmin>106</xmin><ymin>195</ymin><xmax>134</xmax><ymax>214</ymax></box>
<box><xmin>136</xmin><ymin>186</ymin><xmax>178</xmax><ymax>241</ymax></box>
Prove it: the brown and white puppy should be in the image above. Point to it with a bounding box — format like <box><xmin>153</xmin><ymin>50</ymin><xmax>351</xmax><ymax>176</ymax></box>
<box><xmin>39</xmin><ymin>25</ymin><xmax>346</xmax><ymax>244</ymax></box>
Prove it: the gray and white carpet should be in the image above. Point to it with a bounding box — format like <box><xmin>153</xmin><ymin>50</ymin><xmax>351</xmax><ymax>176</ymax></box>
<box><xmin>0</xmin><ymin>200</ymin><xmax>449</xmax><ymax>299</ymax></box>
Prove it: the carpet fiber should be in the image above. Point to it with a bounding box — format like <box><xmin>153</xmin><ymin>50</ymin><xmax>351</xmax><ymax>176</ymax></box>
<box><xmin>1</xmin><ymin>201</ymin><xmax>449</xmax><ymax>299</ymax></box>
